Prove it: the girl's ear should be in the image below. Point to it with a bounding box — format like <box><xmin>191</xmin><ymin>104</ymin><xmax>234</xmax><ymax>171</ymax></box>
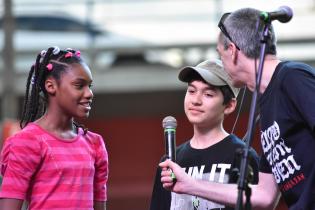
<box><xmin>45</xmin><ymin>78</ymin><xmax>57</xmax><ymax>95</ymax></box>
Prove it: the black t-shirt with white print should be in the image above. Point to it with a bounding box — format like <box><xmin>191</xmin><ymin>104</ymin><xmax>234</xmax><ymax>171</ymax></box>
<box><xmin>259</xmin><ymin>61</ymin><xmax>315</xmax><ymax>210</ymax></box>
<box><xmin>150</xmin><ymin>134</ymin><xmax>259</xmax><ymax>210</ymax></box>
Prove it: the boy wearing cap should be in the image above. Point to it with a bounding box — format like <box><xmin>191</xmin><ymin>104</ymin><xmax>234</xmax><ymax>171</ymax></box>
<box><xmin>150</xmin><ymin>59</ymin><xmax>259</xmax><ymax>210</ymax></box>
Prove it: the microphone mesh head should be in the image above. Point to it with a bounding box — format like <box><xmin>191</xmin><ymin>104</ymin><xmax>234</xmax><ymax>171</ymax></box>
<box><xmin>279</xmin><ymin>5</ymin><xmax>293</xmax><ymax>23</ymax></box>
<box><xmin>162</xmin><ymin>116</ymin><xmax>177</xmax><ymax>129</ymax></box>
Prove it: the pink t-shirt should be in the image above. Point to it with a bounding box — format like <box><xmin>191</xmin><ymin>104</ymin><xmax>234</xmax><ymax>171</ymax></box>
<box><xmin>0</xmin><ymin>123</ymin><xmax>108</xmax><ymax>209</ymax></box>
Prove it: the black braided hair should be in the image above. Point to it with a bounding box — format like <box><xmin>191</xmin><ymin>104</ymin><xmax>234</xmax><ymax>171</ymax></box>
<box><xmin>20</xmin><ymin>47</ymin><xmax>88</xmax><ymax>134</ymax></box>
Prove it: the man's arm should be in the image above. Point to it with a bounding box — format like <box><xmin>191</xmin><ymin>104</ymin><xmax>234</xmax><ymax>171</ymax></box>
<box><xmin>251</xmin><ymin>172</ymin><xmax>281</xmax><ymax>209</ymax></box>
<box><xmin>0</xmin><ymin>198</ymin><xmax>24</xmax><ymax>210</ymax></box>
<box><xmin>160</xmin><ymin>159</ymin><xmax>281</xmax><ymax>210</ymax></box>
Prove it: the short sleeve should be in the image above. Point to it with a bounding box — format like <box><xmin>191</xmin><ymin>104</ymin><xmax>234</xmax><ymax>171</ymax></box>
<box><xmin>93</xmin><ymin>134</ymin><xmax>109</xmax><ymax>201</ymax></box>
<box><xmin>0</xmin><ymin>133</ymin><xmax>42</xmax><ymax>199</ymax></box>
<box><xmin>248</xmin><ymin>148</ymin><xmax>260</xmax><ymax>184</ymax></box>
<box><xmin>259</xmin><ymin>153</ymin><xmax>272</xmax><ymax>174</ymax></box>
<box><xmin>281</xmin><ymin>67</ymin><xmax>315</xmax><ymax>131</ymax></box>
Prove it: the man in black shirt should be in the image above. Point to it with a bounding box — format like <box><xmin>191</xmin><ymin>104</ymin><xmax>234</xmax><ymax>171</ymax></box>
<box><xmin>160</xmin><ymin>7</ymin><xmax>315</xmax><ymax>210</ymax></box>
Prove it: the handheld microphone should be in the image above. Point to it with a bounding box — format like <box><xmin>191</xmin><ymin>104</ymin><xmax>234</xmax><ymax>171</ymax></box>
<box><xmin>162</xmin><ymin>116</ymin><xmax>177</xmax><ymax>162</ymax></box>
<box><xmin>260</xmin><ymin>6</ymin><xmax>293</xmax><ymax>23</ymax></box>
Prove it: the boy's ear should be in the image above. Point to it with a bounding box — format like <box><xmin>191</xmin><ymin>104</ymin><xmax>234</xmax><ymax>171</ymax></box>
<box><xmin>224</xmin><ymin>98</ymin><xmax>237</xmax><ymax>115</ymax></box>
<box><xmin>45</xmin><ymin>78</ymin><xmax>57</xmax><ymax>95</ymax></box>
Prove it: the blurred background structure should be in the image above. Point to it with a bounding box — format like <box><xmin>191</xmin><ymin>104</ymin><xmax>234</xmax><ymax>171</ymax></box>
<box><xmin>0</xmin><ymin>0</ymin><xmax>314</xmax><ymax>209</ymax></box>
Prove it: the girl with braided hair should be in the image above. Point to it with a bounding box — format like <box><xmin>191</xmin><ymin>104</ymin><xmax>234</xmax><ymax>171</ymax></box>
<box><xmin>0</xmin><ymin>47</ymin><xmax>108</xmax><ymax>210</ymax></box>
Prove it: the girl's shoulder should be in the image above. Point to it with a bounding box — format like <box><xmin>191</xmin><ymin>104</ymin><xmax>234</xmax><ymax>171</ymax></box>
<box><xmin>82</xmin><ymin>129</ymin><xmax>105</xmax><ymax>146</ymax></box>
<box><xmin>2</xmin><ymin>123</ymin><xmax>44</xmax><ymax>157</ymax></box>
<box><xmin>6</xmin><ymin>123</ymin><xmax>43</xmax><ymax>142</ymax></box>
<box><xmin>81</xmin><ymin>130</ymin><xmax>107</xmax><ymax>156</ymax></box>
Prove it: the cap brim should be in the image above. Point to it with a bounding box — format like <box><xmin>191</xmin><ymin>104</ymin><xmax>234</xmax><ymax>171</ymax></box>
<box><xmin>178</xmin><ymin>66</ymin><xmax>227</xmax><ymax>86</ymax></box>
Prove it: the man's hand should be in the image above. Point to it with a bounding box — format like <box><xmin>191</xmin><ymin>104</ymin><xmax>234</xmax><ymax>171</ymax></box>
<box><xmin>159</xmin><ymin>159</ymin><xmax>195</xmax><ymax>194</ymax></box>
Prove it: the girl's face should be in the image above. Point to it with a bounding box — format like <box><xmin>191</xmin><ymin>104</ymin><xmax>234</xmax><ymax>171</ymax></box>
<box><xmin>52</xmin><ymin>62</ymin><xmax>94</xmax><ymax>119</ymax></box>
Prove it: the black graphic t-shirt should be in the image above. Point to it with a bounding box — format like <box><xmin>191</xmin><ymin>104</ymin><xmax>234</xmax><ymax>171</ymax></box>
<box><xmin>150</xmin><ymin>134</ymin><xmax>259</xmax><ymax>210</ymax></box>
<box><xmin>259</xmin><ymin>61</ymin><xmax>315</xmax><ymax>210</ymax></box>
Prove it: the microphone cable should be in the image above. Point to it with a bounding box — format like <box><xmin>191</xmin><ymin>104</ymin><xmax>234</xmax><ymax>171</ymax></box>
<box><xmin>230</xmin><ymin>86</ymin><xmax>247</xmax><ymax>135</ymax></box>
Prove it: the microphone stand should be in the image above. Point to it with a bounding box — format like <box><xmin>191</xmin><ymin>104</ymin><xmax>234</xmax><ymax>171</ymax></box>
<box><xmin>235</xmin><ymin>20</ymin><xmax>272</xmax><ymax>210</ymax></box>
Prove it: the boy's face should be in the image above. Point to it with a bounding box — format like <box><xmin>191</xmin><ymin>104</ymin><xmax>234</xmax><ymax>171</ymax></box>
<box><xmin>184</xmin><ymin>80</ymin><xmax>227</xmax><ymax>128</ymax></box>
